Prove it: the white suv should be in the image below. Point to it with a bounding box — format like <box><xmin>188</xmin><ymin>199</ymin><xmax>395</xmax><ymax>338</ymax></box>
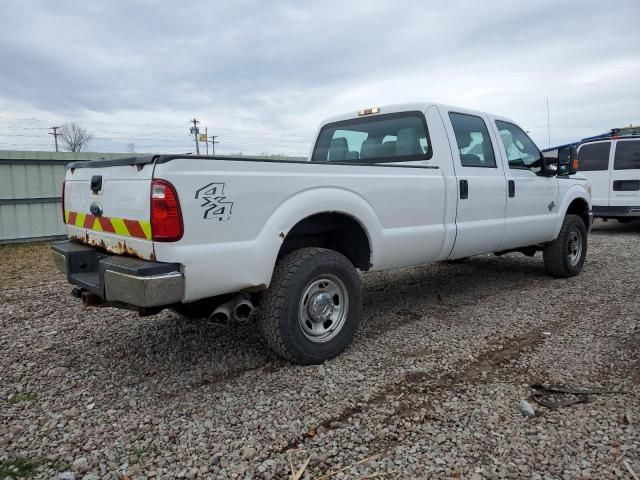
<box><xmin>578</xmin><ymin>136</ymin><xmax>640</xmax><ymax>222</ymax></box>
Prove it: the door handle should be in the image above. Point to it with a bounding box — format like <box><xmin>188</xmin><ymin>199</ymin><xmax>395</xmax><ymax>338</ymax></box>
<box><xmin>508</xmin><ymin>180</ymin><xmax>515</xmax><ymax>197</ymax></box>
<box><xmin>459</xmin><ymin>179</ymin><xmax>468</xmax><ymax>199</ymax></box>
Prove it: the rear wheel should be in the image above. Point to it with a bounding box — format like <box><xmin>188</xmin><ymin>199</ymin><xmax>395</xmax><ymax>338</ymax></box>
<box><xmin>259</xmin><ymin>248</ymin><xmax>362</xmax><ymax>364</ymax></box>
<box><xmin>543</xmin><ymin>214</ymin><xmax>587</xmax><ymax>277</ymax></box>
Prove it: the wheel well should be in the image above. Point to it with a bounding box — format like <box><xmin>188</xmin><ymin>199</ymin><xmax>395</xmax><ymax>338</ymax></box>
<box><xmin>566</xmin><ymin>198</ymin><xmax>589</xmax><ymax>227</ymax></box>
<box><xmin>278</xmin><ymin>213</ymin><xmax>371</xmax><ymax>271</ymax></box>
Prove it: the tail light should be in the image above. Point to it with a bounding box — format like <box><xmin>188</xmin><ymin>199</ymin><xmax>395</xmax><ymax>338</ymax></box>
<box><xmin>61</xmin><ymin>181</ymin><xmax>66</xmax><ymax>223</ymax></box>
<box><xmin>150</xmin><ymin>179</ymin><xmax>183</xmax><ymax>241</ymax></box>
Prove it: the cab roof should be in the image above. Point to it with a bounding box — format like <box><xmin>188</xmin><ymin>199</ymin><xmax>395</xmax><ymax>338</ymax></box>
<box><xmin>318</xmin><ymin>102</ymin><xmax>515</xmax><ymax>127</ymax></box>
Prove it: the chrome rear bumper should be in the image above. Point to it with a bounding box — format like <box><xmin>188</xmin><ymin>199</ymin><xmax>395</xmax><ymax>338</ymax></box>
<box><xmin>51</xmin><ymin>240</ymin><xmax>183</xmax><ymax>308</ymax></box>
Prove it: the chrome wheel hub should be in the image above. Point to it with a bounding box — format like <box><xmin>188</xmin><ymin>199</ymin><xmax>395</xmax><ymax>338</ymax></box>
<box><xmin>309</xmin><ymin>292</ymin><xmax>334</xmax><ymax>322</ymax></box>
<box><xmin>299</xmin><ymin>275</ymin><xmax>349</xmax><ymax>343</ymax></box>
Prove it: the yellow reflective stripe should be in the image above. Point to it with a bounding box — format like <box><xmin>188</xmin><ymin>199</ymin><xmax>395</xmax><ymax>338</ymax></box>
<box><xmin>139</xmin><ymin>220</ymin><xmax>152</xmax><ymax>240</ymax></box>
<box><xmin>110</xmin><ymin>217</ymin><xmax>130</xmax><ymax>236</ymax></box>
<box><xmin>92</xmin><ymin>218</ymin><xmax>103</xmax><ymax>232</ymax></box>
<box><xmin>75</xmin><ymin>212</ymin><xmax>86</xmax><ymax>228</ymax></box>
<box><xmin>65</xmin><ymin>211</ymin><xmax>150</xmax><ymax>240</ymax></box>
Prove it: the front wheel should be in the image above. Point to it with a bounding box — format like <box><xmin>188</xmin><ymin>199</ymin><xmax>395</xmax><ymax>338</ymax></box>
<box><xmin>543</xmin><ymin>214</ymin><xmax>587</xmax><ymax>278</ymax></box>
<box><xmin>259</xmin><ymin>248</ymin><xmax>362</xmax><ymax>364</ymax></box>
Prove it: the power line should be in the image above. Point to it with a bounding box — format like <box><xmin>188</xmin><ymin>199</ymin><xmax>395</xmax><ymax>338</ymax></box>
<box><xmin>1</xmin><ymin>115</ymin><xmax>312</xmax><ymax>155</ymax></box>
<box><xmin>0</xmin><ymin>143</ymin><xmax>306</xmax><ymax>155</ymax></box>
<box><xmin>0</xmin><ymin>115</ymin><xmax>187</xmax><ymax>128</ymax></box>
<box><xmin>0</xmin><ymin>131</ymin><xmax>311</xmax><ymax>144</ymax></box>
<box><xmin>48</xmin><ymin>126</ymin><xmax>61</xmax><ymax>152</ymax></box>
<box><xmin>0</xmin><ymin>138</ymin><xmax>308</xmax><ymax>149</ymax></box>
<box><xmin>0</xmin><ymin>115</ymin><xmax>311</xmax><ymax>139</ymax></box>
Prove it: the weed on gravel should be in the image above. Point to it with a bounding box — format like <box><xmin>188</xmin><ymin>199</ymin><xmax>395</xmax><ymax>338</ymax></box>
<box><xmin>0</xmin><ymin>457</ymin><xmax>42</xmax><ymax>479</ymax></box>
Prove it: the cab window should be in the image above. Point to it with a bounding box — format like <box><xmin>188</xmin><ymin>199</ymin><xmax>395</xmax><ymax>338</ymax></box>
<box><xmin>449</xmin><ymin>113</ymin><xmax>496</xmax><ymax>167</ymax></box>
<box><xmin>495</xmin><ymin>120</ymin><xmax>542</xmax><ymax>172</ymax></box>
<box><xmin>312</xmin><ymin>112</ymin><xmax>432</xmax><ymax>163</ymax></box>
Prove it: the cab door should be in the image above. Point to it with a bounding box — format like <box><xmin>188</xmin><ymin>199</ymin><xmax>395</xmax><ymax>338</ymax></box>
<box><xmin>440</xmin><ymin>108</ymin><xmax>507</xmax><ymax>259</ymax></box>
<box><xmin>491</xmin><ymin>119</ymin><xmax>559</xmax><ymax>249</ymax></box>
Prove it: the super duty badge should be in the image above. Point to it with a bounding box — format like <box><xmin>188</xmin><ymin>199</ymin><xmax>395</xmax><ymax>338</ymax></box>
<box><xmin>195</xmin><ymin>182</ymin><xmax>234</xmax><ymax>221</ymax></box>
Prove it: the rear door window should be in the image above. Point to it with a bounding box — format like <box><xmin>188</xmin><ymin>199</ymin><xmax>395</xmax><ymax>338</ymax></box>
<box><xmin>312</xmin><ymin>112</ymin><xmax>432</xmax><ymax>163</ymax></box>
<box><xmin>578</xmin><ymin>142</ymin><xmax>611</xmax><ymax>171</ymax></box>
<box><xmin>449</xmin><ymin>113</ymin><xmax>496</xmax><ymax>167</ymax></box>
<box><xmin>613</xmin><ymin>140</ymin><xmax>640</xmax><ymax>170</ymax></box>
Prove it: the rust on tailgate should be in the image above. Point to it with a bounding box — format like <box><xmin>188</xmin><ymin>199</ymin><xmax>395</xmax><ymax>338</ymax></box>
<box><xmin>70</xmin><ymin>234</ymin><xmax>152</xmax><ymax>261</ymax></box>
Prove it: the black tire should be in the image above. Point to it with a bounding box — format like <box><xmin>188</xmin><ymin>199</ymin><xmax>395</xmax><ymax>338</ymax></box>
<box><xmin>259</xmin><ymin>247</ymin><xmax>362</xmax><ymax>364</ymax></box>
<box><xmin>543</xmin><ymin>214</ymin><xmax>587</xmax><ymax>278</ymax></box>
<box><xmin>617</xmin><ymin>218</ymin><xmax>634</xmax><ymax>224</ymax></box>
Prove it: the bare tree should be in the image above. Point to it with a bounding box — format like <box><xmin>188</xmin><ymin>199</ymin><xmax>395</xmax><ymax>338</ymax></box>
<box><xmin>59</xmin><ymin>123</ymin><xmax>93</xmax><ymax>152</ymax></box>
<box><xmin>127</xmin><ymin>143</ymin><xmax>136</xmax><ymax>154</ymax></box>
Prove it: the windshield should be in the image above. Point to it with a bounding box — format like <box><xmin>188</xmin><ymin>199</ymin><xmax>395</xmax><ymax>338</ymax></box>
<box><xmin>312</xmin><ymin>112</ymin><xmax>432</xmax><ymax>163</ymax></box>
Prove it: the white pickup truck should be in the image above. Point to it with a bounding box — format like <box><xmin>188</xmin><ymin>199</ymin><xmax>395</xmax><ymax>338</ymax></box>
<box><xmin>52</xmin><ymin>102</ymin><xmax>592</xmax><ymax>364</ymax></box>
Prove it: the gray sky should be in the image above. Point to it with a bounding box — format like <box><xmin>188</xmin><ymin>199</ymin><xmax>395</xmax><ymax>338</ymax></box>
<box><xmin>0</xmin><ymin>0</ymin><xmax>638</xmax><ymax>155</ymax></box>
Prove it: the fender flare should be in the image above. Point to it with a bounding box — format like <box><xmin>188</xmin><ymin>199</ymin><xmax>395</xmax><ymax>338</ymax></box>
<box><xmin>552</xmin><ymin>186</ymin><xmax>591</xmax><ymax>238</ymax></box>
<box><xmin>252</xmin><ymin>186</ymin><xmax>383</xmax><ymax>284</ymax></box>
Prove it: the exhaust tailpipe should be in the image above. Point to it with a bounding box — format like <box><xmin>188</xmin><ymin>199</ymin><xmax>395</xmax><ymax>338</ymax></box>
<box><xmin>208</xmin><ymin>293</ymin><xmax>254</xmax><ymax>325</ymax></box>
<box><xmin>209</xmin><ymin>302</ymin><xmax>232</xmax><ymax>325</ymax></box>
<box><xmin>233</xmin><ymin>294</ymin><xmax>254</xmax><ymax>322</ymax></box>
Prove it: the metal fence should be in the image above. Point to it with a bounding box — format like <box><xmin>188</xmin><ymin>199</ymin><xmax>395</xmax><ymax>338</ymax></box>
<box><xmin>0</xmin><ymin>151</ymin><xmax>130</xmax><ymax>244</ymax></box>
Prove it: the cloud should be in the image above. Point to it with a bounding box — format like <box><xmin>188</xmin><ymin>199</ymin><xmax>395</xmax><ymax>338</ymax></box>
<box><xmin>0</xmin><ymin>0</ymin><xmax>638</xmax><ymax>154</ymax></box>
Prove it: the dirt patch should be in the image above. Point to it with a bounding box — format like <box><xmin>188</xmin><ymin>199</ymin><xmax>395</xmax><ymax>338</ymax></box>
<box><xmin>0</xmin><ymin>243</ymin><xmax>57</xmax><ymax>289</ymax></box>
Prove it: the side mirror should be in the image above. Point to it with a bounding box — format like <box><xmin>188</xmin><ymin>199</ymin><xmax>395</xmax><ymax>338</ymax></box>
<box><xmin>557</xmin><ymin>146</ymin><xmax>579</xmax><ymax>175</ymax></box>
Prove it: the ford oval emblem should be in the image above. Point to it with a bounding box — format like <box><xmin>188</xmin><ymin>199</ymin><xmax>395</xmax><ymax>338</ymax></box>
<box><xmin>89</xmin><ymin>202</ymin><xmax>103</xmax><ymax>217</ymax></box>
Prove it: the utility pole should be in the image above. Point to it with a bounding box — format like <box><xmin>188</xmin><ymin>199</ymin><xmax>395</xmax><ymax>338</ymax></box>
<box><xmin>49</xmin><ymin>126</ymin><xmax>60</xmax><ymax>152</ymax></box>
<box><xmin>210</xmin><ymin>135</ymin><xmax>219</xmax><ymax>156</ymax></box>
<box><xmin>205</xmin><ymin>127</ymin><xmax>209</xmax><ymax>155</ymax></box>
<box><xmin>190</xmin><ymin>118</ymin><xmax>200</xmax><ymax>154</ymax></box>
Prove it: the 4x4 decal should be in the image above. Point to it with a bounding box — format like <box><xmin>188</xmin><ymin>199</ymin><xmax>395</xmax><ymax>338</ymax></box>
<box><xmin>195</xmin><ymin>183</ymin><xmax>234</xmax><ymax>221</ymax></box>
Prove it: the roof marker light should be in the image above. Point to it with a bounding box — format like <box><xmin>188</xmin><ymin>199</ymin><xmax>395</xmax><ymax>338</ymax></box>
<box><xmin>358</xmin><ymin>107</ymin><xmax>380</xmax><ymax>116</ymax></box>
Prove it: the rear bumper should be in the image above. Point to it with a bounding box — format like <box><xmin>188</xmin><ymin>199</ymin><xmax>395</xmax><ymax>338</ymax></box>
<box><xmin>51</xmin><ymin>240</ymin><xmax>184</xmax><ymax>308</ymax></box>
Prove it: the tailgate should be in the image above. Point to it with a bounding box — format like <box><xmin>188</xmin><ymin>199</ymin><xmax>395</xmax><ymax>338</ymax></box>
<box><xmin>64</xmin><ymin>163</ymin><xmax>155</xmax><ymax>260</ymax></box>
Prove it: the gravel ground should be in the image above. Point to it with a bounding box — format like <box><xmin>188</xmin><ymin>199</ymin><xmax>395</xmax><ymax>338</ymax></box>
<box><xmin>1</xmin><ymin>220</ymin><xmax>638</xmax><ymax>479</ymax></box>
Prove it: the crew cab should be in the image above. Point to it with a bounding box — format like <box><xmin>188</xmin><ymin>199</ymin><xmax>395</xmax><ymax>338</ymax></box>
<box><xmin>52</xmin><ymin>103</ymin><xmax>592</xmax><ymax>364</ymax></box>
